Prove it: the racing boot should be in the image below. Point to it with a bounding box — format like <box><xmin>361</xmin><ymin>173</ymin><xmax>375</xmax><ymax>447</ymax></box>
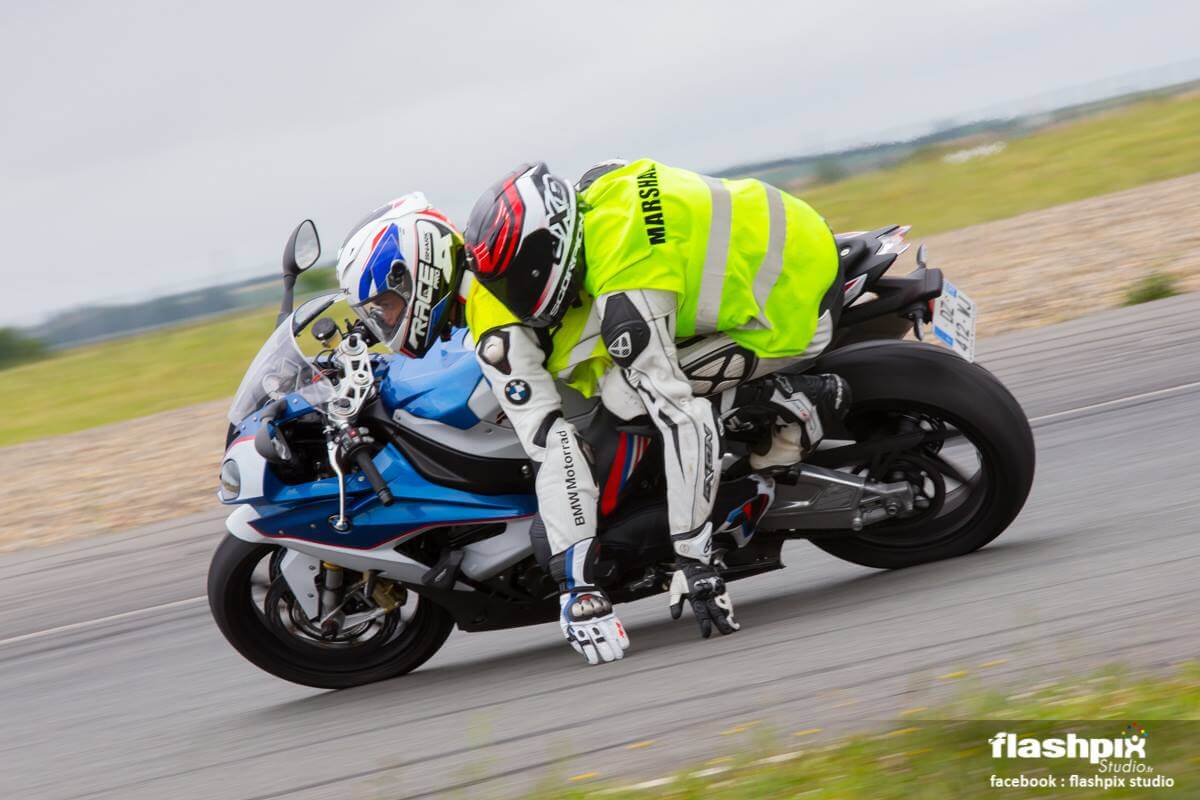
<box><xmin>735</xmin><ymin>373</ymin><xmax>851</xmax><ymax>470</ymax></box>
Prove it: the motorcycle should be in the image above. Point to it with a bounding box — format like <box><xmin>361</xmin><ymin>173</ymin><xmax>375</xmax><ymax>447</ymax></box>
<box><xmin>208</xmin><ymin>220</ymin><xmax>1035</xmax><ymax>688</ymax></box>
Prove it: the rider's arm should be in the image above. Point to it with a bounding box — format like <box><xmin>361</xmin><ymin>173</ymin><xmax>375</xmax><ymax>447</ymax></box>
<box><xmin>473</xmin><ymin>325</ymin><xmax>598</xmax><ymax>562</ymax></box>
<box><xmin>475</xmin><ymin>327</ymin><xmax>627</xmax><ymax>664</ymax></box>
<box><xmin>596</xmin><ymin>290</ymin><xmax>722</xmax><ymax>557</ymax></box>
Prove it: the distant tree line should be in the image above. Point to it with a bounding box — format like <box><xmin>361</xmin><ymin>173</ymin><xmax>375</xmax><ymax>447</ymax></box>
<box><xmin>0</xmin><ymin>328</ymin><xmax>46</xmax><ymax>370</ymax></box>
<box><xmin>297</xmin><ymin>265</ymin><xmax>338</xmax><ymax>294</ymax></box>
<box><xmin>37</xmin><ymin>284</ymin><xmax>270</xmax><ymax>348</ymax></box>
<box><xmin>19</xmin><ymin>264</ymin><xmax>342</xmax><ymax>351</ymax></box>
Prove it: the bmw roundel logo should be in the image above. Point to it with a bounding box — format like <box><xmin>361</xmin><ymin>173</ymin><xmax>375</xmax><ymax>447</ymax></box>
<box><xmin>504</xmin><ymin>379</ymin><xmax>531</xmax><ymax>405</ymax></box>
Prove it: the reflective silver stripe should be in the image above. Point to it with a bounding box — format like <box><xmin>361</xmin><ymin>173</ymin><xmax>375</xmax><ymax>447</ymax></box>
<box><xmin>751</xmin><ymin>184</ymin><xmax>788</xmax><ymax>329</ymax></box>
<box><xmin>805</xmin><ymin>309</ymin><xmax>834</xmax><ymax>356</ymax></box>
<box><xmin>696</xmin><ymin>176</ymin><xmax>732</xmax><ymax>332</ymax></box>
<box><xmin>744</xmin><ymin>309</ymin><xmax>835</xmax><ymax>380</ymax></box>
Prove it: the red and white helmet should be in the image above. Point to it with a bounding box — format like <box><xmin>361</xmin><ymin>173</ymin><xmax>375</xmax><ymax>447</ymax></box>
<box><xmin>464</xmin><ymin>162</ymin><xmax>584</xmax><ymax>327</ymax></box>
<box><xmin>336</xmin><ymin>193</ymin><xmax>465</xmax><ymax>358</ymax></box>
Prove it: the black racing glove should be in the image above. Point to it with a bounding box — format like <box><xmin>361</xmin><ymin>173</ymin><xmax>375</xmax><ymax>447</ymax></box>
<box><xmin>668</xmin><ymin>559</ymin><xmax>740</xmax><ymax>638</ymax></box>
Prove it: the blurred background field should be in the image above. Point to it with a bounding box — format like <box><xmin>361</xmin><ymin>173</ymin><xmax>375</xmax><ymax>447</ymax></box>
<box><xmin>799</xmin><ymin>90</ymin><xmax>1200</xmax><ymax>236</ymax></box>
<box><xmin>2</xmin><ymin>87</ymin><xmax>1199</xmax><ymax>449</ymax></box>
<box><xmin>1</xmin><ymin>309</ymin><xmax>275</xmax><ymax>445</ymax></box>
<box><xmin>2</xmin><ymin>75</ymin><xmax>1200</xmax><ymax>553</ymax></box>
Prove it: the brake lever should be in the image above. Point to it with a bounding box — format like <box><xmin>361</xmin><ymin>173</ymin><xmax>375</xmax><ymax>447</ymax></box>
<box><xmin>322</xmin><ymin>331</ymin><xmax>386</xmax><ymax>532</ymax></box>
<box><xmin>327</xmin><ymin>435</ymin><xmax>351</xmax><ymax>532</ymax></box>
<box><xmin>346</xmin><ymin>320</ymin><xmax>379</xmax><ymax>348</ymax></box>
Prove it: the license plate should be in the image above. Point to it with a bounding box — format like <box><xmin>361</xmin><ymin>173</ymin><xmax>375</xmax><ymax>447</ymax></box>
<box><xmin>932</xmin><ymin>280</ymin><xmax>977</xmax><ymax>361</ymax></box>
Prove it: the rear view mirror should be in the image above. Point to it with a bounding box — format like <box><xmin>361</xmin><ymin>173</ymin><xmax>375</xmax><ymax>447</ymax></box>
<box><xmin>283</xmin><ymin>219</ymin><xmax>320</xmax><ymax>276</ymax></box>
<box><xmin>277</xmin><ymin>219</ymin><xmax>322</xmax><ymax>325</ymax></box>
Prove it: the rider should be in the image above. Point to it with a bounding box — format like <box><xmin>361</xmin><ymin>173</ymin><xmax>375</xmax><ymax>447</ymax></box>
<box><xmin>459</xmin><ymin>160</ymin><xmax>850</xmax><ymax>665</ymax></box>
<box><xmin>335</xmin><ymin>173</ymin><xmax>848</xmax><ymax>667</ymax></box>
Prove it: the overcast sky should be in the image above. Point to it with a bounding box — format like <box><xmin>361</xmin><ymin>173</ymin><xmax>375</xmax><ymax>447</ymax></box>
<box><xmin>2</xmin><ymin>1</ymin><xmax>1197</xmax><ymax>325</ymax></box>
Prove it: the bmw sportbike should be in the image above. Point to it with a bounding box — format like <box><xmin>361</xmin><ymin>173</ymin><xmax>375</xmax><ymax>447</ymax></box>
<box><xmin>208</xmin><ymin>221</ymin><xmax>1034</xmax><ymax>688</ymax></box>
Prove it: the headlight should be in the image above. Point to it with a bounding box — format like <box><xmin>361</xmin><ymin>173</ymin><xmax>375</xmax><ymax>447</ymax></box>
<box><xmin>219</xmin><ymin>459</ymin><xmax>241</xmax><ymax>500</ymax></box>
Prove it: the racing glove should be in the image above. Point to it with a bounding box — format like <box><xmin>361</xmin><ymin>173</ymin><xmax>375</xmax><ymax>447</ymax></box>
<box><xmin>668</xmin><ymin>559</ymin><xmax>740</xmax><ymax>638</ymax></box>
<box><xmin>560</xmin><ymin>588</ymin><xmax>629</xmax><ymax>665</ymax></box>
<box><xmin>552</xmin><ymin>537</ymin><xmax>630</xmax><ymax>666</ymax></box>
<box><xmin>723</xmin><ymin>373</ymin><xmax>851</xmax><ymax>470</ymax></box>
<box><xmin>668</xmin><ymin>521</ymin><xmax>740</xmax><ymax>638</ymax></box>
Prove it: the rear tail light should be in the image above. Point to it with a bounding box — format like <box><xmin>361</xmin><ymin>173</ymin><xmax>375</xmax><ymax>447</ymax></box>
<box><xmin>876</xmin><ymin>225</ymin><xmax>912</xmax><ymax>256</ymax></box>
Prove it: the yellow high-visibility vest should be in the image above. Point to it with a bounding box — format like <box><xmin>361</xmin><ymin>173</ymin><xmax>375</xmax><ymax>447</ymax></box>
<box><xmin>466</xmin><ymin>158</ymin><xmax>838</xmax><ymax>396</ymax></box>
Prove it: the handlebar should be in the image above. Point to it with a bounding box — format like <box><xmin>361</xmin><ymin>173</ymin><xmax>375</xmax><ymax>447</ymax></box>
<box><xmin>353</xmin><ymin>447</ymin><xmax>394</xmax><ymax>506</ymax></box>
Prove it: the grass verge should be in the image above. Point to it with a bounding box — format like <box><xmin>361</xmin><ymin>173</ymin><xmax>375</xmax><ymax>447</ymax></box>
<box><xmin>547</xmin><ymin>662</ymin><xmax>1200</xmax><ymax>799</ymax></box>
<box><xmin>1</xmin><ymin>308</ymin><xmax>277</xmax><ymax>445</ymax></box>
<box><xmin>799</xmin><ymin>91</ymin><xmax>1200</xmax><ymax>236</ymax></box>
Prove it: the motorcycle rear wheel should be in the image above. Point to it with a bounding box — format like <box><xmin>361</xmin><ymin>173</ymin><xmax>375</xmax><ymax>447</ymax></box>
<box><xmin>208</xmin><ymin>535</ymin><xmax>454</xmax><ymax>689</ymax></box>
<box><xmin>800</xmin><ymin>341</ymin><xmax>1035</xmax><ymax>569</ymax></box>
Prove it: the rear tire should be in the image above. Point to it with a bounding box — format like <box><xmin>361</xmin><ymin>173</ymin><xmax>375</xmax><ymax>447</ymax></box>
<box><xmin>208</xmin><ymin>535</ymin><xmax>454</xmax><ymax>689</ymax></box>
<box><xmin>801</xmin><ymin>341</ymin><xmax>1035</xmax><ymax>569</ymax></box>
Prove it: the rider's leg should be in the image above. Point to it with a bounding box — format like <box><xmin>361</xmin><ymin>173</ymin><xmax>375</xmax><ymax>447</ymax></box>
<box><xmin>677</xmin><ymin>305</ymin><xmax>848</xmax><ymax>470</ymax></box>
<box><xmin>738</xmin><ymin>272</ymin><xmax>849</xmax><ymax>468</ymax></box>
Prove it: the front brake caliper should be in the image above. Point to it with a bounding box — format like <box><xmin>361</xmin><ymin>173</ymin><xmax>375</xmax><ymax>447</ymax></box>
<box><xmin>371</xmin><ymin>579</ymin><xmax>406</xmax><ymax>613</ymax></box>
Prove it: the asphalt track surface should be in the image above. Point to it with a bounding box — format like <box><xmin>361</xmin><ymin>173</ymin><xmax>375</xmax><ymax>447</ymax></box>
<box><xmin>3</xmin><ymin>294</ymin><xmax>1199</xmax><ymax>799</ymax></box>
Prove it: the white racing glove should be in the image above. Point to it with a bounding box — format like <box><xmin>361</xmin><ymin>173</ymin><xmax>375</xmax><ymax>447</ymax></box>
<box><xmin>559</xmin><ymin>588</ymin><xmax>630</xmax><ymax>665</ymax></box>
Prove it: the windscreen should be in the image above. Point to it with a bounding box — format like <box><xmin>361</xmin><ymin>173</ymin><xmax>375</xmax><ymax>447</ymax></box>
<box><xmin>227</xmin><ymin>294</ymin><xmax>340</xmax><ymax>424</ymax></box>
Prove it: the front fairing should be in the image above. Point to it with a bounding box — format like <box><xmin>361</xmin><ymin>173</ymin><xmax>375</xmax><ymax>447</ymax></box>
<box><xmin>221</xmin><ymin>305</ymin><xmax>543</xmax><ymax>551</ymax></box>
<box><xmin>220</xmin><ymin>389</ymin><xmax>324</xmax><ymax>505</ymax></box>
<box><xmin>229</xmin><ymin>439</ymin><xmax>536</xmax><ymax>550</ymax></box>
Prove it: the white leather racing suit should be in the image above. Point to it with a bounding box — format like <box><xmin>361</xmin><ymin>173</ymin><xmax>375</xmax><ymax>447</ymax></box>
<box><xmin>474</xmin><ymin>289</ymin><xmax>721</xmax><ymax>573</ymax></box>
<box><xmin>474</xmin><ymin>289</ymin><xmax>840</xmax><ymax>656</ymax></box>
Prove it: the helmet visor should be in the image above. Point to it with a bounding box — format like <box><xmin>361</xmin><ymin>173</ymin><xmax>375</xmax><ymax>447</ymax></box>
<box><xmin>352</xmin><ymin>266</ymin><xmax>413</xmax><ymax>346</ymax></box>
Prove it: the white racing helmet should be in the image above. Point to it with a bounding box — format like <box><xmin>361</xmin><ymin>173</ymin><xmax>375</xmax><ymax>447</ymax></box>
<box><xmin>336</xmin><ymin>193</ymin><xmax>465</xmax><ymax>357</ymax></box>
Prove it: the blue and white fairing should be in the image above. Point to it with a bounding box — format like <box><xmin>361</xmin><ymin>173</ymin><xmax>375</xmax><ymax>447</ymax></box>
<box><xmin>377</xmin><ymin>328</ymin><xmax>496</xmax><ymax>431</ymax></box>
<box><xmin>221</xmin><ymin>319</ymin><xmax>535</xmax><ymax>557</ymax></box>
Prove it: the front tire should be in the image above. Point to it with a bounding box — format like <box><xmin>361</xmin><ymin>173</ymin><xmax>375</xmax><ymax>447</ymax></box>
<box><xmin>208</xmin><ymin>535</ymin><xmax>454</xmax><ymax>689</ymax></box>
<box><xmin>801</xmin><ymin>341</ymin><xmax>1035</xmax><ymax>569</ymax></box>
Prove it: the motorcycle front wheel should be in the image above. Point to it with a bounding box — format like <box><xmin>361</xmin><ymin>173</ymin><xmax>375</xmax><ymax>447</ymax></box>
<box><xmin>207</xmin><ymin>535</ymin><xmax>454</xmax><ymax>689</ymax></box>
